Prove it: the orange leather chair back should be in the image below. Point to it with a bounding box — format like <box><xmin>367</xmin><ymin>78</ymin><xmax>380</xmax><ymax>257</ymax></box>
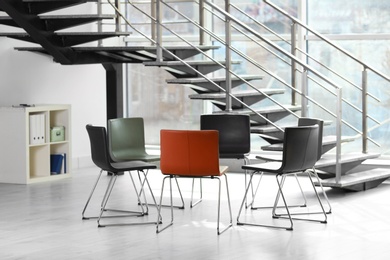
<box><xmin>160</xmin><ymin>130</ymin><xmax>221</xmax><ymax>176</ymax></box>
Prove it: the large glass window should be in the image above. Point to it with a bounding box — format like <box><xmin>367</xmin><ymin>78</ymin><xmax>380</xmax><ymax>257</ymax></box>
<box><xmin>124</xmin><ymin>0</ymin><xmax>390</xmax><ymax>153</ymax></box>
<box><xmin>307</xmin><ymin>0</ymin><xmax>390</xmax><ymax>153</ymax></box>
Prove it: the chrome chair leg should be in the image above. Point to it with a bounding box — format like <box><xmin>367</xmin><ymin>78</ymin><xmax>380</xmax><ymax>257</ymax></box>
<box><xmin>251</xmin><ymin>172</ymin><xmax>307</xmax><ymax>210</ymax></box>
<box><xmin>216</xmin><ymin>174</ymin><xmax>233</xmax><ymax>235</ymax></box>
<box><xmin>82</xmin><ymin>169</ymin><xmax>104</xmax><ymax>220</ymax></box>
<box><xmin>156</xmin><ymin>175</ymin><xmax>174</xmax><ymax>233</ymax></box>
<box><xmin>237</xmin><ymin>171</ymin><xmax>293</xmax><ymax>231</ymax></box>
<box><xmin>98</xmin><ymin>170</ymin><xmax>160</xmax><ymax>227</ymax></box>
<box><xmin>99</xmin><ymin>171</ymin><xmax>148</xmax><ymax>218</ymax></box>
<box><xmin>157</xmin><ymin>175</ymin><xmax>232</xmax><ymax>235</ymax></box>
<box><xmin>273</xmin><ymin>169</ymin><xmax>331</xmax><ymax>222</ymax></box>
<box><xmin>244</xmin><ymin>157</ymin><xmax>254</xmax><ymax>209</ymax></box>
<box><xmin>190</xmin><ymin>178</ymin><xmax>203</xmax><ymax>208</ymax></box>
<box><xmin>139</xmin><ymin>173</ymin><xmax>185</xmax><ymax>210</ymax></box>
<box><xmin>98</xmin><ymin>174</ymin><xmax>118</xmax><ymax>227</ymax></box>
<box><xmin>311</xmin><ymin>168</ymin><xmax>332</xmax><ymax>214</ymax></box>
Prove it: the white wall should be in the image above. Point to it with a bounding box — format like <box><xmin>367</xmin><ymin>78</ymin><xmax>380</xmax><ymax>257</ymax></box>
<box><xmin>0</xmin><ymin>38</ymin><xmax>107</xmax><ymax>168</ymax></box>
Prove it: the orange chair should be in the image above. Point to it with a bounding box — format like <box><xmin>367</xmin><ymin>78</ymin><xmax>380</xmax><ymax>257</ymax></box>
<box><xmin>156</xmin><ymin>130</ymin><xmax>233</xmax><ymax>235</ymax></box>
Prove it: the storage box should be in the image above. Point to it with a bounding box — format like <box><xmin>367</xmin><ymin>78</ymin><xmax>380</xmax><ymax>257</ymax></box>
<box><xmin>50</xmin><ymin>126</ymin><xmax>65</xmax><ymax>142</ymax></box>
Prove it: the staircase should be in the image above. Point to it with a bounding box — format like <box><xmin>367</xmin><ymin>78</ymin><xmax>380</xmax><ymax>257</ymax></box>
<box><xmin>1</xmin><ymin>0</ymin><xmax>390</xmax><ymax>191</ymax></box>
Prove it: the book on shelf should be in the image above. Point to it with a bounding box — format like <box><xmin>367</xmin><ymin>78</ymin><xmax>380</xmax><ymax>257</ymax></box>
<box><xmin>29</xmin><ymin>113</ymin><xmax>45</xmax><ymax>145</ymax></box>
<box><xmin>50</xmin><ymin>153</ymin><xmax>67</xmax><ymax>175</ymax></box>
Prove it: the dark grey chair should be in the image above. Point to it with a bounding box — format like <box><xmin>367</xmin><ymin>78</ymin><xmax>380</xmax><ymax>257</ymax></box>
<box><xmin>254</xmin><ymin>118</ymin><xmax>331</xmax><ymax>211</ymax></box>
<box><xmin>237</xmin><ymin>125</ymin><xmax>329</xmax><ymax>230</ymax></box>
<box><xmin>196</xmin><ymin>113</ymin><xmax>251</xmax><ymax>208</ymax></box>
<box><xmin>256</xmin><ymin>117</ymin><xmax>324</xmax><ymax>162</ymax></box>
<box><xmin>83</xmin><ymin>124</ymin><xmax>159</xmax><ymax>227</ymax></box>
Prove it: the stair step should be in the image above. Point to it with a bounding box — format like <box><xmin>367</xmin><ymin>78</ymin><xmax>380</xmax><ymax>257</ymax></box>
<box><xmin>251</xmin><ymin>120</ymin><xmax>334</xmax><ymax>143</ymax></box>
<box><xmin>315</xmin><ymin>152</ymin><xmax>380</xmax><ymax>168</ymax></box>
<box><xmin>0</xmin><ymin>14</ymin><xmax>114</xmax><ymax>30</ymax></box>
<box><xmin>14</xmin><ymin>45</ymin><xmax>220</xmax><ymax>64</ymax></box>
<box><xmin>166</xmin><ymin>75</ymin><xmax>263</xmax><ymax>92</ymax></box>
<box><xmin>315</xmin><ymin>168</ymin><xmax>390</xmax><ymax>191</ymax></box>
<box><xmin>144</xmin><ymin>60</ymin><xmax>240</xmax><ymax>77</ymax></box>
<box><xmin>141</xmin><ymin>45</ymin><xmax>220</xmax><ymax>61</ymax></box>
<box><xmin>22</xmin><ymin>0</ymin><xmax>99</xmax><ymax>15</ymax></box>
<box><xmin>261</xmin><ymin>135</ymin><xmax>357</xmax><ymax>153</ymax></box>
<box><xmin>40</xmin><ymin>14</ymin><xmax>115</xmax><ymax>31</ymax></box>
<box><xmin>189</xmin><ymin>88</ymin><xmax>284</xmax><ymax>99</ymax></box>
<box><xmin>234</xmin><ymin>105</ymin><xmax>301</xmax><ymax>125</ymax></box>
<box><xmin>189</xmin><ymin>89</ymin><xmax>285</xmax><ymax>109</ymax></box>
<box><xmin>0</xmin><ymin>16</ymin><xmax>18</xmax><ymax>27</ymax></box>
<box><xmin>0</xmin><ymin>32</ymin><xmax>129</xmax><ymax>46</ymax></box>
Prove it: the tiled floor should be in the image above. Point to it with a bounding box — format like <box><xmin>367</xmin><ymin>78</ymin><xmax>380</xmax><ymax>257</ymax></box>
<box><xmin>1</xmin><ymin>166</ymin><xmax>390</xmax><ymax>259</ymax></box>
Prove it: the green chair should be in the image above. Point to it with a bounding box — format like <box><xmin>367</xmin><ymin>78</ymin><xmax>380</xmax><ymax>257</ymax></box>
<box><xmin>107</xmin><ymin>117</ymin><xmax>185</xmax><ymax>209</ymax></box>
<box><xmin>108</xmin><ymin>117</ymin><xmax>159</xmax><ymax>163</ymax></box>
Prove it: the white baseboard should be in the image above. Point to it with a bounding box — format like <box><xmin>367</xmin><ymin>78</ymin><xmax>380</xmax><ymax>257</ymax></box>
<box><xmin>72</xmin><ymin>156</ymin><xmax>94</xmax><ymax>170</ymax></box>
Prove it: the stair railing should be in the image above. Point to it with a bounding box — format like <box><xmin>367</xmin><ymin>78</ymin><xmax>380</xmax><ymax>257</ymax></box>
<box><xmin>105</xmin><ymin>0</ymin><xmax>387</xmax><ymax>181</ymax></box>
<box><xmin>263</xmin><ymin>0</ymin><xmax>390</xmax><ymax>154</ymax></box>
<box><xmin>111</xmin><ymin>0</ymin><xmax>293</xmax><ymax>132</ymax></box>
<box><xmin>106</xmin><ymin>0</ymin><xmax>324</xmax><ymax>130</ymax></box>
<box><xmin>204</xmin><ymin>0</ymin><xmax>345</xmax><ymax>180</ymax></box>
<box><xmin>226</xmin><ymin>2</ymin><xmax>383</xmax><ymax>142</ymax></box>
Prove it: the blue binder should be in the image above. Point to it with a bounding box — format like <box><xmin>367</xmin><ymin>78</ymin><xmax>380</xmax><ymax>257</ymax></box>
<box><xmin>50</xmin><ymin>154</ymin><xmax>64</xmax><ymax>174</ymax></box>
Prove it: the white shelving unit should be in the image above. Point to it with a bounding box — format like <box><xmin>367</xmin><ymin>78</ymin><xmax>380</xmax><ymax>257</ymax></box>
<box><xmin>0</xmin><ymin>104</ymin><xmax>71</xmax><ymax>184</ymax></box>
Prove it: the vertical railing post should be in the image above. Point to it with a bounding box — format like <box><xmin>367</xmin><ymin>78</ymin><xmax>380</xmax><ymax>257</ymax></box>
<box><xmin>199</xmin><ymin>0</ymin><xmax>205</xmax><ymax>45</ymax></box>
<box><xmin>115</xmin><ymin>0</ymin><xmax>121</xmax><ymax>31</ymax></box>
<box><xmin>362</xmin><ymin>67</ymin><xmax>368</xmax><ymax>153</ymax></box>
<box><xmin>301</xmin><ymin>69</ymin><xmax>308</xmax><ymax>117</ymax></box>
<box><xmin>335</xmin><ymin>87</ymin><xmax>342</xmax><ymax>183</ymax></box>
<box><xmin>151</xmin><ymin>0</ymin><xmax>156</xmax><ymax>43</ymax></box>
<box><xmin>224</xmin><ymin>0</ymin><xmax>232</xmax><ymax>112</ymax></box>
<box><xmin>291</xmin><ymin>22</ymin><xmax>297</xmax><ymax>106</ymax></box>
<box><xmin>155</xmin><ymin>0</ymin><xmax>163</xmax><ymax>61</ymax></box>
<box><xmin>98</xmin><ymin>0</ymin><xmax>103</xmax><ymax>46</ymax></box>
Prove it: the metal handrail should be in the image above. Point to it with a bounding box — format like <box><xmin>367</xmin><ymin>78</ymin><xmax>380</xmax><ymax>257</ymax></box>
<box><xmin>263</xmin><ymin>0</ymin><xmax>388</xmax><ymax>155</ymax></box>
<box><xmin>263</xmin><ymin>0</ymin><xmax>390</xmax><ymax>82</ymax></box>
<box><xmin>233</xmin><ymin>3</ymin><xmax>381</xmax><ymax>103</ymax></box>
<box><xmin>104</xmin><ymin>0</ymin><xmax>388</xmax><ymax>180</ymax></box>
<box><xmin>110</xmin><ymin>0</ymin><xmax>288</xmax><ymax>131</ymax></box>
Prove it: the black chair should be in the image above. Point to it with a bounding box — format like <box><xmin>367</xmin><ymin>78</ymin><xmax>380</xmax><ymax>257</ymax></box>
<box><xmin>237</xmin><ymin>125</ymin><xmax>328</xmax><ymax>230</ymax></box>
<box><xmin>83</xmin><ymin>124</ymin><xmax>159</xmax><ymax>227</ymax></box>
<box><xmin>254</xmin><ymin>118</ymin><xmax>331</xmax><ymax>211</ymax></box>
<box><xmin>256</xmin><ymin>117</ymin><xmax>324</xmax><ymax>162</ymax></box>
<box><xmin>197</xmin><ymin>113</ymin><xmax>251</xmax><ymax>208</ymax></box>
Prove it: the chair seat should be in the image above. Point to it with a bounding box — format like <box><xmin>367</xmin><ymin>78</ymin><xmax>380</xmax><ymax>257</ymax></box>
<box><xmin>112</xmin><ymin>153</ymin><xmax>160</xmax><ymax>162</ymax></box>
<box><xmin>242</xmin><ymin>161</ymin><xmax>282</xmax><ymax>172</ymax></box>
<box><xmin>111</xmin><ymin>160</ymin><xmax>157</xmax><ymax>171</ymax></box>
<box><xmin>220</xmin><ymin>153</ymin><xmax>248</xmax><ymax>159</ymax></box>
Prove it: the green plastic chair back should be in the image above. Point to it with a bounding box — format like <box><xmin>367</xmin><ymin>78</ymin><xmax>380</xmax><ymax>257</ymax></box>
<box><xmin>108</xmin><ymin>117</ymin><xmax>160</xmax><ymax>162</ymax></box>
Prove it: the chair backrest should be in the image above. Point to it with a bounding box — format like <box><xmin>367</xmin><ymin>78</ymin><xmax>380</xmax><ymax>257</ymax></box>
<box><xmin>281</xmin><ymin>125</ymin><xmax>319</xmax><ymax>173</ymax></box>
<box><xmin>200</xmin><ymin>114</ymin><xmax>250</xmax><ymax>158</ymax></box>
<box><xmin>160</xmin><ymin>130</ymin><xmax>221</xmax><ymax>176</ymax></box>
<box><xmin>107</xmin><ymin>117</ymin><xmax>149</xmax><ymax>161</ymax></box>
<box><xmin>86</xmin><ymin>124</ymin><xmax>113</xmax><ymax>172</ymax></box>
<box><xmin>298</xmin><ymin>117</ymin><xmax>324</xmax><ymax>160</ymax></box>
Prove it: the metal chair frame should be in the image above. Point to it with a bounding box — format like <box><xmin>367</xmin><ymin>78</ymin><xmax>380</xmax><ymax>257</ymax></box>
<box><xmin>198</xmin><ymin>114</ymin><xmax>252</xmax><ymax>208</ymax></box>
<box><xmin>253</xmin><ymin>118</ymin><xmax>331</xmax><ymax>212</ymax></box>
<box><xmin>83</xmin><ymin>124</ymin><xmax>160</xmax><ymax>227</ymax></box>
<box><xmin>237</xmin><ymin>125</ymin><xmax>329</xmax><ymax>230</ymax></box>
<box><xmin>156</xmin><ymin>129</ymin><xmax>233</xmax><ymax>235</ymax></box>
<box><xmin>156</xmin><ymin>175</ymin><xmax>233</xmax><ymax>235</ymax></box>
<box><xmin>108</xmin><ymin>117</ymin><xmax>185</xmax><ymax>209</ymax></box>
